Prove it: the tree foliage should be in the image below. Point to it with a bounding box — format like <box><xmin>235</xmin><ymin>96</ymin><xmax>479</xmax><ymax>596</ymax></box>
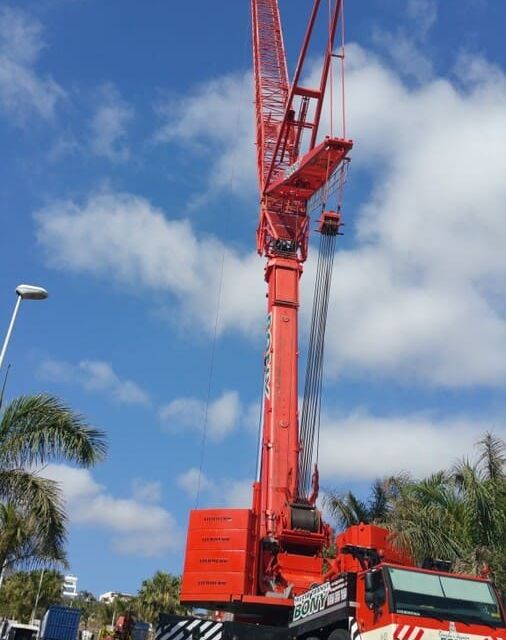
<box><xmin>0</xmin><ymin>570</ymin><xmax>64</xmax><ymax>622</ymax></box>
<box><xmin>387</xmin><ymin>433</ymin><xmax>506</xmax><ymax>589</ymax></box>
<box><xmin>0</xmin><ymin>394</ymin><xmax>106</xmax><ymax>571</ymax></box>
<box><xmin>136</xmin><ymin>571</ymin><xmax>187</xmax><ymax>624</ymax></box>
<box><xmin>324</xmin><ymin>475</ymin><xmax>406</xmax><ymax>528</ymax></box>
<box><xmin>325</xmin><ymin>433</ymin><xmax>506</xmax><ymax>592</ymax></box>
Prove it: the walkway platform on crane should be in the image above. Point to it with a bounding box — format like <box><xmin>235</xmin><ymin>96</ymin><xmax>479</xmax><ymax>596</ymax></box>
<box><xmin>265</xmin><ymin>137</ymin><xmax>353</xmax><ymax>201</ymax></box>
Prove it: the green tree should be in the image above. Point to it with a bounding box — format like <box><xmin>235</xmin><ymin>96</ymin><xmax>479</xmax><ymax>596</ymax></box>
<box><xmin>324</xmin><ymin>434</ymin><xmax>505</xmax><ymax>592</ymax></box>
<box><xmin>387</xmin><ymin>433</ymin><xmax>506</xmax><ymax>590</ymax></box>
<box><xmin>71</xmin><ymin>591</ymin><xmax>98</xmax><ymax>629</ymax></box>
<box><xmin>0</xmin><ymin>569</ymin><xmax>63</xmax><ymax>622</ymax></box>
<box><xmin>0</xmin><ymin>394</ymin><xmax>107</xmax><ymax>571</ymax></box>
<box><xmin>324</xmin><ymin>476</ymin><xmax>405</xmax><ymax>529</ymax></box>
<box><xmin>0</xmin><ymin>504</ymin><xmax>67</xmax><ymax>574</ymax></box>
<box><xmin>136</xmin><ymin>572</ymin><xmax>186</xmax><ymax>624</ymax></box>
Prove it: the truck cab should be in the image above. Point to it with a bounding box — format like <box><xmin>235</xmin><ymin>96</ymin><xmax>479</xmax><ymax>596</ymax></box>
<box><xmin>357</xmin><ymin>564</ymin><xmax>505</xmax><ymax>640</ymax></box>
<box><xmin>0</xmin><ymin>621</ymin><xmax>39</xmax><ymax>640</ymax></box>
<box><xmin>290</xmin><ymin>562</ymin><xmax>505</xmax><ymax>640</ymax></box>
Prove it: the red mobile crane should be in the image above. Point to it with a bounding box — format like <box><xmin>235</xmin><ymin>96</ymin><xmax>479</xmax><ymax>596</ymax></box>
<box><xmin>181</xmin><ymin>0</ymin><xmax>352</xmax><ymax>620</ymax></box>
<box><xmin>161</xmin><ymin>3</ymin><xmax>506</xmax><ymax>640</ymax></box>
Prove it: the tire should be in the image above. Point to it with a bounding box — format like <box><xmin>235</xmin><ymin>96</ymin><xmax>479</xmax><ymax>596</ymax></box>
<box><xmin>327</xmin><ymin>629</ymin><xmax>351</xmax><ymax>640</ymax></box>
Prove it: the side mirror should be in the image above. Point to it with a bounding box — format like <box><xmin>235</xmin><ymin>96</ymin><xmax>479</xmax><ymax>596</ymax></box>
<box><xmin>365</xmin><ymin>571</ymin><xmax>376</xmax><ymax>592</ymax></box>
<box><xmin>364</xmin><ymin>571</ymin><xmax>385</xmax><ymax>609</ymax></box>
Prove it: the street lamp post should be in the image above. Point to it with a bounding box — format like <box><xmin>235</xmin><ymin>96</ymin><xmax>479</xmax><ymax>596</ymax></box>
<box><xmin>0</xmin><ymin>284</ymin><xmax>49</xmax><ymax>371</ymax></box>
<box><xmin>0</xmin><ymin>284</ymin><xmax>49</xmax><ymax>592</ymax></box>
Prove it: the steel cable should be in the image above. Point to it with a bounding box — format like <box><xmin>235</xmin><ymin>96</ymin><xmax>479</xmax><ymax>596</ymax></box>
<box><xmin>297</xmin><ymin>223</ymin><xmax>338</xmax><ymax>501</ymax></box>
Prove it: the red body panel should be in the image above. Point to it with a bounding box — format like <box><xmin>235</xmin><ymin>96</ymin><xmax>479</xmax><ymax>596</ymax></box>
<box><xmin>275</xmin><ymin>552</ymin><xmax>324</xmax><ymax>595</ymax></box>
<box><xmin>181</xmin><ymin>509</ymin><xmax>256</xmax><ymax>606</ymax></box>
<box><xmin>332</xmin><ymin>524</ymin><xmax>413</xmax><ymax>574</ymax></box>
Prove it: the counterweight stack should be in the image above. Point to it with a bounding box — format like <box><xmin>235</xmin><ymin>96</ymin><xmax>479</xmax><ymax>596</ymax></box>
<box><xmin>181</xmin><ymin>0</ymin><xmax>353</xmax><ymax>619</ymax></box>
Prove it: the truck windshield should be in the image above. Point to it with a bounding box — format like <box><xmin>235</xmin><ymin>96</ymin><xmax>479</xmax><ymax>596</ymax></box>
<box><xmin>386</xmin><ymin>567</ymin><xmax>504</xmax><ymax>627</ymax></box>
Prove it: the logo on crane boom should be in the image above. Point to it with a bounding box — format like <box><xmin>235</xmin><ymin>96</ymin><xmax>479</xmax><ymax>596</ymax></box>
<box><xmin>264</xmin><ymin>313</ymin><xmax>272</xmax><ymax>399</ymax></box>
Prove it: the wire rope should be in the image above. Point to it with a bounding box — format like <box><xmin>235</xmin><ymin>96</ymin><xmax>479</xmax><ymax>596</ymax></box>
<box><xmin>195</xmin><ymin>10</ymin><xmax>253</xmax><ymax>508</ymax></box>
<box><xmin>297</xmin><ymin>0</ymin><xmax>348</xmax><ymax>497</ymax></box>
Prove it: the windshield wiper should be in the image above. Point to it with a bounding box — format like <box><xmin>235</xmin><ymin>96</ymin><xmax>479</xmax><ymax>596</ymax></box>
<box><xmin>457</xmin><ymin>615</ymin><xmax>502</xmax><ymax>629</ymax></box>
<box><xmin>416</xmin><ymin>610</ymin><xmax>447</xmax><ymax>622</ymax></box>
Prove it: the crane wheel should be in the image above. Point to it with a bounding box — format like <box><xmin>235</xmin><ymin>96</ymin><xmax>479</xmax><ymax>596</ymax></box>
<box><xmin>327</xmin><ymin>629</ymin><xmax>351</xmax><ymax>640</ymax></box>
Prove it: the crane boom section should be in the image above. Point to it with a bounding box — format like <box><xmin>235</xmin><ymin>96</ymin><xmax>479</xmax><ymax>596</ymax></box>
<box><xmin>252</xmin><ymin>0</ymin><xmax>290</xmax><ymax>192</ymax></box>
<box><xmin>254</xmin><ymin>0</ymin><xmax>351</xmax><ymax>261</ymax></box>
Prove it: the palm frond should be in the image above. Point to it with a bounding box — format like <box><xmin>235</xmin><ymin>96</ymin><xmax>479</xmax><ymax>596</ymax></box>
<box><xmin>0</xmin><ymin>469</ymin><xmax>67</xmax><ymax>555</ymax></box>
<box><xmin>0</xmin><ymin>394</ymin><xmax>107</xmax><ymax>468</ymax></box>
<box><xmin>324</xmin><ymin>491</ymin><xmax>367</xmax><ymax>529</ymax></box>
<box><xmin>476</xmin><ymin>432</ymin><xmax>505</xmax><ymax>482</ymax></box>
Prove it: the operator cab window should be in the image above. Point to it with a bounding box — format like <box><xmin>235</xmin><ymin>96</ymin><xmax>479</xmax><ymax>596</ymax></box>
<box><xmin>386</xmin><ymin>567</ymin><xmax>504</xmax><ymax>627</ymax></box>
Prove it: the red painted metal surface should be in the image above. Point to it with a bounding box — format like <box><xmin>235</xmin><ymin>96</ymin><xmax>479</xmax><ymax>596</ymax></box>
<box><xmin>181</xmin><ymin>0</ymin><xmax>353</xmax><ymax>616</ymax></box>
<box><xmin>327</xmin><ymin>524</ymin><xmax>414</xmax><ymax>576</ymax></box>
<box><xmin>251</xmin><ymin>0</ymin><xmax>290</xmax><ymax>192</ymax></box>
<box><xmin>181</xmin><ymin>509</ymin><xmax>256</xmax><ymax>607</ymax></box>
<box><xmin>259</xmin><ymin>257</ymin><xmax>301</xmax><ymax>539</ymax></box>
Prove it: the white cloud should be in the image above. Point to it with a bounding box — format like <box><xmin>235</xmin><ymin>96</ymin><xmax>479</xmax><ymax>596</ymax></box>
<box><xmin>41</xmin><ymin>465</ymin><xmax>181</xmax><ymax>557</ymax></box>
<box><xmin>370</xmin><ymin>0</ymin><xmax>436</xmax><ymax>82</ymax></box>
<box><xmin>159</xmin><ymin>390</ymin><xmax>241</xmax><ymax>441</ymax></box>
<box><xmin>223</xmin><ymin>479</ymin><xmax>253</xmax><ymax>508</ymax></box>
<box><xmin>35</xmin><ymin>47</ymin><xmax>506</xmax><ymax>388</ymax></box>
<box><xmin>243</xmin><ymin>401</ymin><xmax>261</xmax><ymax>433</ymax></box>
<box><xmin>0</xmin><ymin>6</ymin><xmax>64</xmax><ymax>121</ymax></box>
<box><xmin>372</xmin><ymin>30</ymin><xmax>433</xmax><ymax>83</ymax></box>
<box><xmin>177</xmin><ymin>411</ymin><xmax>506</xmax><ymax>505</ymax></box>
<box><xmin>176</xmin><ymin>467</ymin><xmax>252</xmax><ymax>509</ymax></box>
<box><xmin>207</xmin><ymin>391</ymin><xmax>242</xmax><ymax>440</ymax></box>
<box><xmin>131</xmin><ymin>479</ymin><xmax>162</xmax><ymax>503</ymax></box>
<box><xmin>39</xmin><ymin>359</ymin><xmax>150</xmax><ymax>406</ymax></box>
<box><xmin>90</xmin><ymin>84</ymin><xmax>134</xmax><ymax>162</ymax></box>
<box><xmin>176</xmin><ymin>467</ymin><xmax>214</xmax><ymax>498</ymax></box>
<box><xmin>156</xmin><ymin>72</ymin><xmax>256</xmax><ymax>197</ymax></box>
<box><xmin>309</xmin><ymin>45</ymin><xmax>506</xmax><ymax>386</ymax></box>
<box><xmin>318</xmin><ymin>410</ymin><xmax>506</xmax><ymax>482</ymax></box>
<box><xmin>35</xmin><ymin>192</ymin><xmax>264</xmax><ymax>336</ymax></box>
<box><xmin>406</xmin><ymin>0</ymin><xmax>438</xmax><ymax>38</ymax></box>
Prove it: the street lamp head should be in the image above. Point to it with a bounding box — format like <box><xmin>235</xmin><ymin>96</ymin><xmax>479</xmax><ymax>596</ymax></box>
<box><xmin>15</xmin><ymin>284</ymin><xmax>49</xmax><ymax>301</ymax></box>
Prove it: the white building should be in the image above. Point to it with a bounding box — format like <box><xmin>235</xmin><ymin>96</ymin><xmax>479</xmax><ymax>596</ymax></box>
<box><xmin>62</xmin><ymin>575</ymin><xmax>78</xmax><ymax>599</ymax></box>
<box><xmin>99</xmin><ymin>591</ymin><xmax>133</xmax><ymax>604</ymax></box>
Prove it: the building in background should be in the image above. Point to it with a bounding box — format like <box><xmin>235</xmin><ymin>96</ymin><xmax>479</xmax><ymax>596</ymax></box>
<box><xmin>62</xmin><ymin>575</ymin><xmax>78</xmax><ymax>599</ymax></box>
<box><xmin>99</xmin><ymin>592</ymin><xmax>133</xmax><ymax>604</ymax></box>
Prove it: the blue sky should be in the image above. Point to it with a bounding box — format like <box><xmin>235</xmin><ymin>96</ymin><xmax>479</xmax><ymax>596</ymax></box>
<box><xmin>1</xmin><ymin>0</ymin><xmax>506</xmax><ymax>597</ymax></box>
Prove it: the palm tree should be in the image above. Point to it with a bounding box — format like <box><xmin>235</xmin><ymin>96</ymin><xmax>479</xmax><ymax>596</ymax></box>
<box><xmin>136</xmin><ymin>572</ymin><xmax>186</xmax><ymax>624</ymax></box>
<box><xmin>324</xmin><ymin>476</ymin><xmax>406</xmax><ymax>529</ymax></box>
<box><xmin>0</xmin><ymin>393</ymin><xmax>106</xmax><ymax>571</ymax></box>
<box><xmin>324</xmin><ymin>434</ymin><xmax>505</xmax><ymax>590</ymax></box>
<box><xmin>0</xmin><ymin>569</ymin><xmax>64</xmax><ymax>622</ymax></box>
<box><xmin>0</xmin><ymin>503</ymin><xmax>66</xmax><ymax>575</ymax></box>
<box><xmin>387</xmin><ymin>433</ymin><xmax>506</xmax><ymax>590</ymax></box>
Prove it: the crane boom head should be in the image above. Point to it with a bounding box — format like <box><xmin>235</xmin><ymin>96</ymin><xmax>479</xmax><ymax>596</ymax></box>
<box><xmin>253</xmin><ymin>0</ymin><xmax>352</xmax><ymax>261</ymax></box>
